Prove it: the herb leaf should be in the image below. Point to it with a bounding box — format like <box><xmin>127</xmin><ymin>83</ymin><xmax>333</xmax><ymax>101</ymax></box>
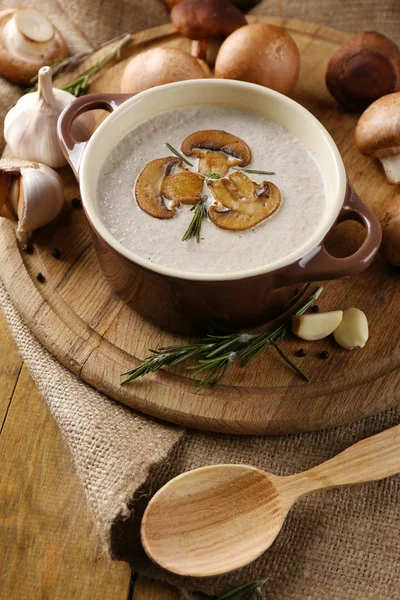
<box><xmin>165</xmin><ymin>143</ymin><xmax>193</xmax><ymax>167</ymax></box>
<box><xmin>121</xmin><ymin>287</ymin><xmax>323</xmax><ymax>391</ymax></box>
<box><xmin>216</xmin><ymin>579</ymin><xmax>267</xmax><ymax>600</ymax></box>
<box><xmin>182</xmin><ymin>199</ymin><xmax>207</xmax><ymax>243</ymax></box>
<box><xmin>238</xmin><ymin>168</ymin><xmax>275</xmax><ymax>175</ymax></box>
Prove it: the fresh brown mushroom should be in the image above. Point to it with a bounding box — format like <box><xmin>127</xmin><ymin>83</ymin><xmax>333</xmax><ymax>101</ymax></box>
<box><xmin>120</xmin><ymin>47</ymin><xmax>210</xmax><ymax>94</ymax></box>
<box><xmin>181</xmin><ymin>130</ymin><xmax>252</xmax><ymax>177</ymax></box>
<box><xmin>355</xmin><ymin>92</ymin><xmax>400</xmax><ymax>184</ymax></box>
<box><xmin>326</xmin><ymin>32</ymin><xmax>400</xmax><ymax>112</ymax></box>
<box><xmin>170</xmin><ymin>0</ymin><xmax>246</xmax><ymax>63</ymax></box>
<box><xmin>214</xmin><ymin>23</ymin><xmax>300</xmax><ymax>95</ymax></box>
<box><xmin>135</xmin><ymin>157</ymin><xmax>180</xmax><ymax>219</ymax></box>
<box><xmin>208</xmin><ymin>171</ymin><xmax>281</xmax><ymax>230</ymax></box>
<box><xmin>161</xmin><ymin>170</ymin><xmax>204</xmax><ymax>205</ymax></box>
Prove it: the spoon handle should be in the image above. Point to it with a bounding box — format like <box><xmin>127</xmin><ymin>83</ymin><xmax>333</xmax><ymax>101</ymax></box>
<box><xmin>278</xmin><ymin>424</ymin><xmax>400</xmax><ymax>504</ymax></box>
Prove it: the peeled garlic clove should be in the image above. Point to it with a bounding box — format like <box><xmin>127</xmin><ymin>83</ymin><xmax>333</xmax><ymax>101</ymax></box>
<box><xmin>292</xmin><ymin>311</ymin><xmax>343</xmax><ymax>341</ymax></box>
<box><xmin>333</xmin><ymin>308</ymin><xmax>369</xmax><ymax>350</ymax></box>
<box><xmin>0</xmin><ymin>8</ymin><xmax>68</xmax><ymax>85</ymax></box>
<box><xmin>4</xmin><ymin>66</ymin><xmax>95</xmax><ymax>169</ymax></box>
<box><xmin>0</xmin><ymin>158</ymin><xmax>64</xmax><ymax>243</ymax></box>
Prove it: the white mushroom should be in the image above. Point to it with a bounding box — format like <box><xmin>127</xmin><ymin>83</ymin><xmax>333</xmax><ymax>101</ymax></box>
<box><xmin>0</xmin><ymin>8</ymin><xmax>68</xmax><ymax>85</ymax></box>
<box><xmin>355</xmin><ymin>92</ymin><xmax>400</xmax><ymax>184</ymax></box>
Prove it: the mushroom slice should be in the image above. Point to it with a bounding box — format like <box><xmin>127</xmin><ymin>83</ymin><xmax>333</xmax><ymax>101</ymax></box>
<box><xmin>355</xmin><ymin>92</ymin><xmax>400</xmax><ymax>184</ymax></box>
<box><xmin>208</xmin><ymin>171</ymin><xmax>281</xmax><ymax>231</ymax></box>
<box><xmin>135</xmin><ymin>157</ymin><xmax>180</xmax><ymax>219</ymax></box>
<box><xmin>198</xmin><ymin>151</ymin><xmax>231</xmax><ymax>177</ymax></box>
<box><xmin>161</xmin><ymin>170</ymin><xmax>204</xmax><ymax>205</ymax></box>
<box><xmin>181</xmin><ymin>130</ymin><xmax>252</xmax><ymax>176</ymax></box>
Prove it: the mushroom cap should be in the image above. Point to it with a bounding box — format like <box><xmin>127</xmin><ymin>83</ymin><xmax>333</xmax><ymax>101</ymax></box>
<box><xmin>208</xmin><ymin>171</ymin><xmax>281</xmax><ymax>230</ymax></box>
<box><xmin>120</xmin><ymin>47</ymin><xmax>210</xmax><ymax>94</ymax></box>
<box><xmin>0</xmin><ymin>8</ymin><xmax>68</xmax><ymax>85</ymax></box>
<box><xmin>214</xmin><ymin>23</ymin><xmax>300</xmax><ymax>95</ymax></box>
<box><xmin>135</xmin><ymin>157</ymin><xmax>180</xmax><ymax>219</ymax></box>
<box><xmin>326</xmin><ymin>31</ymin><xmax>400</xmax><ymax>112</ymax></box>
<box><xmin>355</xmin><ymin>92</ymin><xmax>400</xmax><ymax>157</ymax></box>
<box><xmin>171</xmin><ymin>0</ymin><xmax>246</xmax><ymax>41</ymax></box>
<box><xmin>181</xmin><ymin>130</ymin><xmax>252</xmax><ymax>164</ymax></box>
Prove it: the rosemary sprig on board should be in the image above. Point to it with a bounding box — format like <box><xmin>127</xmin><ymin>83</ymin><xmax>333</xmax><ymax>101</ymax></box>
<box><xmin>216</xmin><ymin>579</ymin><xmax>267</xmax><ymax>600</ymax></box>
<box><xmin>121</xmin><ymin>287</ymin><xmax>323</xmax><ymax>392</ymax></box>
<box><xmin>182</xmin><ymin>199</ymin><xmax>207</xmax><ymax>242</ymax></box>
<box><xmin>165</xmin><ymin>143</ymin><xmax>193</xmax><ymax>166</ymax></box>
<box><xmin>26</xmin><ymin>32</ymin><xmax>132</xmax><ymax>94</ymax></box>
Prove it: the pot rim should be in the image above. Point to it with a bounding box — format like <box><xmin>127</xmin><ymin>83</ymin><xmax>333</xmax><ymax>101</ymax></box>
<box><xmin>80</xmin><ymin>79</ymin><xmax>347</xmax><ymax>282</ymax></box>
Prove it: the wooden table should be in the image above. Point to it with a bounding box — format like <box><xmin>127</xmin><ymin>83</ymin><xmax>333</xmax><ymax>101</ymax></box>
<box><xmin>0</xmin><ymin>310</ymin><xmax>179</xmax><ymax>599</ymax></box>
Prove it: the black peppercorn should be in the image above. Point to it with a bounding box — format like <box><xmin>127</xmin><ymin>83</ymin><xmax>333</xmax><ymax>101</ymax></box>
<box><xmin>318</xmin><ymin>350</ymin><xmax>330</xmax><ymax>359</ymax></box>
<box><xmin>310</xmin><ymin>304</ymin><xmax>320</xmax><ymax>313</ymax></box>
<box><xmin>296</xmin><ymin>349</ymin><xmax>307</xmax><ymax>357</ymax></box>
<box><xmin>71</xmin><ymin>198</ymin><xmax>82</xmax><ymax>209</ymax></box>
<box><xmin>51</xmin><ymin>248</ymin><xmax>61</xmax><ymax>260</ymax></box>
<box><xmin>36</xmin><ymin>272</ymin><xmax>45</xmax><ymax>283</ymax></box>
<box><xmin>22</xmin><ymin>243</ymin><xmax>33</xmax><ymax>254</ymax></box>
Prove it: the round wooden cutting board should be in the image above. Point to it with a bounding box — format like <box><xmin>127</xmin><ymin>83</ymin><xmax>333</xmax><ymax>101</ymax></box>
<box><xmin>1</xmin><ymin>17</ymin><xmax>399</xmax><ymax>435</ymax></box>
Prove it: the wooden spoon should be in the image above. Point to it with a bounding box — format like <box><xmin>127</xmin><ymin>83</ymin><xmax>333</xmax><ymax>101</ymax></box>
<box><xmin>141</xmin><ymin>424</ymin><xmax>400</xmax><ymax>577</ymax></box>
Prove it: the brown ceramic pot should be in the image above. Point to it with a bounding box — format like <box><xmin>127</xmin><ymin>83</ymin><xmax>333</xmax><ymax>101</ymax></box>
<box><xmin>58</xmin><ymin>80</ymin><xmax>381</xmax><ymax>334</ymax></box>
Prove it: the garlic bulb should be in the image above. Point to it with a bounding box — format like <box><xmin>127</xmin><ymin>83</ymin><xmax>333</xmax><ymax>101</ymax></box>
<box><xmin>0</xmin><ymin>8</ymin><xmax>68</xmax><ymax>85</ymax></box>
<box><xmin>4</xmin><ymin>66</ymin><xmax>95</xmax><ymax>169</ymax></box>
<box><xmin>0</xmin><ymin>158</ymin><xmax>64</xmax><ymax>242</ymax></box>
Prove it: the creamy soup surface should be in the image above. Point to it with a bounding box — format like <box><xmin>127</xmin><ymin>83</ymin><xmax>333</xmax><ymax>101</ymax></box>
<box><xmin>97</xmin><ymin>106</ymin><xmax>327</xmax><ymax>275</ymax></box>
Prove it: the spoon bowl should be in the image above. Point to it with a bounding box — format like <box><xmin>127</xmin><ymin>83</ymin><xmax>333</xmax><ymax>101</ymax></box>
<box><xmin>141</xmin><ymin>465</ymin><xmax>285</xmax><ymax>577</ymax></box>
<box><xmin>141</xmin><ymin>424</ymin><xmax>400</xmax><ymax>577</ymax></box>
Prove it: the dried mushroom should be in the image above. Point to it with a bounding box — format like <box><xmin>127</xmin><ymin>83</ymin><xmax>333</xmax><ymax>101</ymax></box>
<box><xmin>135</xmin><ymin>157</ymin><xmax>180</xmax><ymax>219</ymax></box>
<box><xmin>208</xmin><ymin>171</ymin><xmax>280</xmax><ymax>230</ymax></box>
<box><xmin>162</xmin><ymin>170</ymin><xmax>204</xmax><ymax>205</ymax></box>
<box><xmin>181</xmin><ymin>130</ymin><xmax>252</xmax><ymax>176</ymax></box>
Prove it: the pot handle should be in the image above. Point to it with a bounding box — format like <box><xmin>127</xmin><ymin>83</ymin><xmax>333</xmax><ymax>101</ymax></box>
<box><xmin>281</xmin><ymin>183</ymin><xmax>382</xmax><ymax>285</ymax></box>
<box><xmin>57</xmin><ymin>93</ymin><xmax>134</xmax><ymax>179</ymax></box>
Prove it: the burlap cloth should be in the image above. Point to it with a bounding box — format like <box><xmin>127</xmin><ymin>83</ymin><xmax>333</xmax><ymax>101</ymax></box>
<box><xmin>1</xmin><ymin>1</ymin><xmax>400</xmax><ymax>598</ymax></box>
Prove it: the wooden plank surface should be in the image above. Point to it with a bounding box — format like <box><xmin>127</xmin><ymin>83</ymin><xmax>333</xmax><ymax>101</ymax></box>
<box><xmin>0</xmin><ymin>310</ymin><xmax>178</xmax><ymax>599</ymax></box>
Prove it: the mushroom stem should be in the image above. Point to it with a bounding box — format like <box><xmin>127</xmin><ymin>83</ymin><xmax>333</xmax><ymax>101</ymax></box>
<box><xmin>191</xmin><ymin>39</ymin><xmax>207</xmax><ymax>61</ymax></box>
<box><xmin>380</xmin><ymin>154</ymin><xmax>400</xmax><ymax>184</ymax></box>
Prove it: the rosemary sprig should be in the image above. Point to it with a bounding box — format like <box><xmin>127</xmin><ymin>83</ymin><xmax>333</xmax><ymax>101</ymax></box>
<box><xmin>165</xmin><ymin>143</ymin><xmax>193</xmax><ymax>167</ymax></box>
<box><xmin>216</xmin><ymin>579</ymin><xmax>267</xmax><ymax>599</ymax></box>
<box><xmin>238</xmin><ymin>168</ymin><xmax>275</xmax><ymax>175</ymax></box>
<box><xmin>61</xmin><ymin>33</ymin><xmax>131</xmax><ymax>96</ymax></box>
<box><xmin>121</xmin><ymin>287</ymin><xmax>323</xmax><ymax>392</ymax></box>
<box><xmin>26</xmin><ymin>32</ymin><xmax>132</xmax><ymax>94</ymax></box>
<box><xmin>182</xmin><ymin>199</ymin><xmax>207</xmax><ymax>242</ymax></box>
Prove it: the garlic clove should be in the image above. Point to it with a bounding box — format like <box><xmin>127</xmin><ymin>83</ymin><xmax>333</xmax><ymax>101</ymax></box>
<box><xmin>0</xmin><ymin>8</ymin><xmax>68</xmax><ymax>85</ymax></box>
<box><xmin>17</xmin><ymin>165</ymin><xmax>64</xmax><ymax>241</ymax></box>
<box><xmin>4</xmin><ymin>66</ymin><xmax>95</xmax><ymax>169</ymax></box>
<box><xmin>0</xmin><ymin>158</ymin><xmax>64</xmax><ymax>243</ymax></box>
<box><xmin>0</xmin><ymin>172</ymin><xmax>16</xmax><ymax>220</ymax></box>
<box><xmin>9</xmin><ymin>177</ymin><xmax>21</xmax><ymax>217</ymax></box>
<box><xmin>333</xmin><ymin>308</ymin><xmax>369</xmax><ymax>350</ymax></box>
<box><xmin>292</xmin><ymin>311</ymin><xmax>343</xmax><ymax>341</ymax></box>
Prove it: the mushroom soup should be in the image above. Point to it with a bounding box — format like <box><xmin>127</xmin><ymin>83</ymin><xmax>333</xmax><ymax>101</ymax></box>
<box><xmin>97</xmin><ymin>106</ymin><xmax>327</xmax><ymax>275</ymax></box>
